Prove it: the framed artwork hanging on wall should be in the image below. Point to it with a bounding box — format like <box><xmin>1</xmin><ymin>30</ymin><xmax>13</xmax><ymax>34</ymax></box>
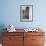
<box><xmin>20</xmin><ymin>5</ymin><xmax>33</xmax><ymax>22</ymax></box>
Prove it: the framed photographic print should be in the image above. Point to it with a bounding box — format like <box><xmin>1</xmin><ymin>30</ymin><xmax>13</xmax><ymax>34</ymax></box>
<box><xmin>20</xmin><ymin>5</ymin><xmax>33</xmax><ymax>22</ymax></box>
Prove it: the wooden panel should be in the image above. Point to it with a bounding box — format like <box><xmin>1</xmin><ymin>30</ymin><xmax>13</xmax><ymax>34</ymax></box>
<box><xmin>3</xmin><ymin>36</ymin><xmax>23</xmax><ymax>46</ymax></box>
<box><xmin>3</xmin><ymin>32</ymin><xmax>23</xmax><ymax>46</ymax></box>
<box><xmin>2</xmin><ymin>31</ymin><xmax>45</xmax><ymax>46</ymax></box>
<box><xmin>24</xmin><ymin>32</ymin><xmax>45</xmax><ymax>36</ymax></box>
<box><xmin>24</xmin><ymin>32</ymin><xmax>45</xmax><ymax>46</ymax></box>
<box><xmin>32</xmin><ymin>44</ymin><xmax>44</xmax><ymax>46</ymax></box>
<box><xmin>24</xmin><ymin>36</ymin><xmax>32</xmax><ymax>46</ymax></box>
<box><xmin>32</xmin><ymin>36</ymin><xmax>45</xmax><ymax>44</ymax></box>
<box><xmin>3</xmin><ymin>32</ymin><xmax>23</xmax><ymax>36</ymax></box>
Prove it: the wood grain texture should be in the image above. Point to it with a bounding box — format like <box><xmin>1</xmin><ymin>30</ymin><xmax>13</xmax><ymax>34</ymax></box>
<box><xmin>2</xmin><ymin>30</ymin><xmax>45</xmax><ymax>46</ymax></box>
<box><xmin>24</xmin><ymin>32</ymin><xmax>45</xmax><ymax>46</ymax></box>
<box><xmin>2</xmin><ymin>32</ymin><xmax>23</xmax><ymax>46</ymax></box>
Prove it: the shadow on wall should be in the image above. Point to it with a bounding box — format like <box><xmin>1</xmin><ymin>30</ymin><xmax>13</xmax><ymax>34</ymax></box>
<box><xmin>0</xmin><ymin>24</ymin><xmax>7</xmax><ymax>43</ymax></box>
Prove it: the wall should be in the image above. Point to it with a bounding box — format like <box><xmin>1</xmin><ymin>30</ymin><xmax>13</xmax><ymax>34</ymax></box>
<box><xmin>0</xmin><ymin>0</ymin><xmax>46</xmax><ymax>31</ymax></box>
<box><xmin>0</xmin><ymin>0</ymin><xmax>46</xmax><ymax>44</ymax></box>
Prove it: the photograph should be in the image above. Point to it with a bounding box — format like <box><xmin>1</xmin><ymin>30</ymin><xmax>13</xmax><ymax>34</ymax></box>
<box><xmin>20</xmin><ymin>5</ymin><xmax>33</xmax><ymax>22</ymax></box>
